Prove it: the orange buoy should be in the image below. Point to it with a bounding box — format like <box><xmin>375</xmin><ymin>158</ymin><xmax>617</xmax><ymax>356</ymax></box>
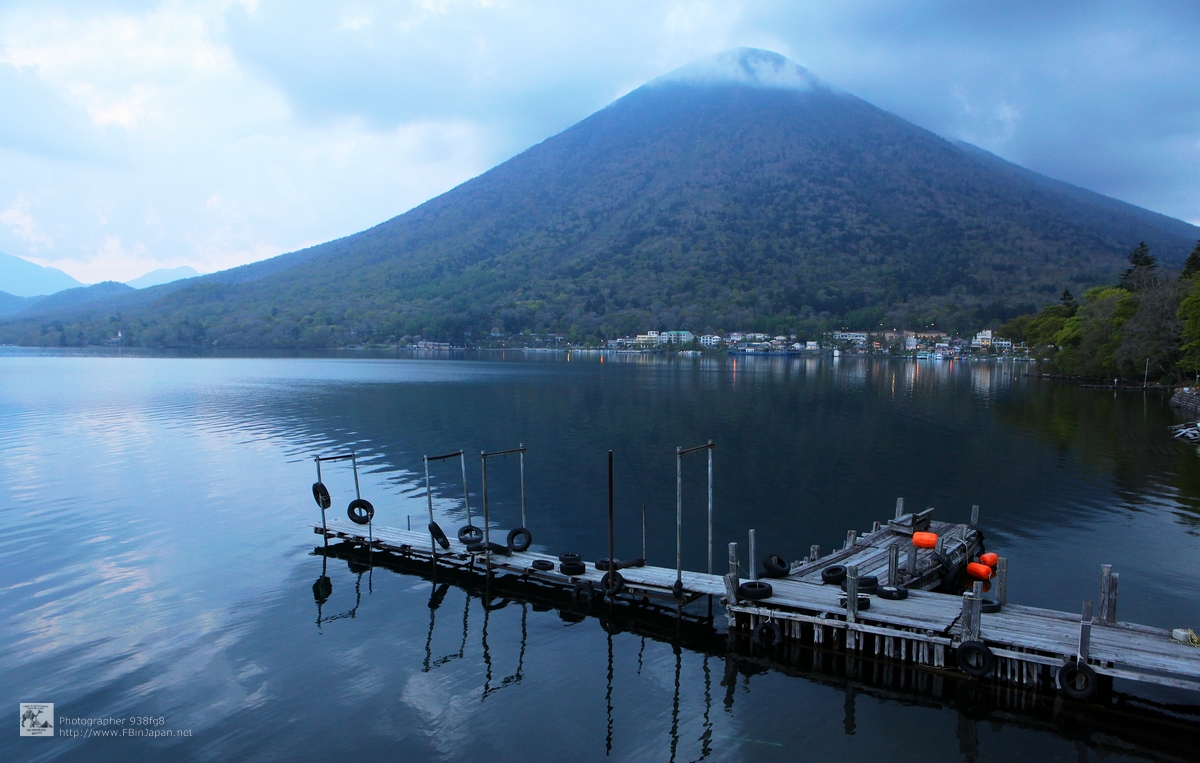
<box><xmin>979</xmin><ymin>552</ymin><xmax>999</xmax><ymax>567</ymax></box>
<box><xmin>912</xmin><ymin>532</ymin><xmax>938</xmax><ymax>549</ymax></box>
<box><xmin>966</xmin><ymin>562</ymin><xmax>993</xmax><ymax>580</ymax></box>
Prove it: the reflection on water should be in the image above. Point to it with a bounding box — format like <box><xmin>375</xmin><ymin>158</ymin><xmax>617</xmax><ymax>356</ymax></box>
<box><xmin>1</xmin><ymin>348</ymin><xmax>1198</xmax><ymax>762</ymax></box>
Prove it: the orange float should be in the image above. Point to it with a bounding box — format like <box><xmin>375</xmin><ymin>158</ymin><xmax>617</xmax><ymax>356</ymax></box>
<box><xmin>912</xmin><ymin>532</ymin><xmax>938</xmax><ymax>549</ymax></box>
<box><xmin>966</xmin><ymin>562</ymin><xmax>994</xmax><ymax>580</ymax></box>
<box><xmin>979</xmin><ymin>552</ymin><xmax>999</xmax><ymax>567</ymax></box>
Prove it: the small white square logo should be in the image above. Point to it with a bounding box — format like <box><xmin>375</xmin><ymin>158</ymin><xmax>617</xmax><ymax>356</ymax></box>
<box><xmin>19</xmin><ymin>703</ymin><xmax>54</xmax><ymax>737</ymax></box>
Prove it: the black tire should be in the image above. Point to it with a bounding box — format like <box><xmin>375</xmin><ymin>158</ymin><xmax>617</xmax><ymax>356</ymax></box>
<box><xmin>1057</xmin><ymin>660</ymin><xmax>1099</xmax><ymax>700</ymax></box>
<box><xmin>572</xmin><ymin>581</ymin><xmax>595</xmax><ymax>607</ymax></box>
<box><xmin>560</xmin><ymin>560</ymin><xmax>586</xmax><ymax>576</ymax></box>
<box><xmin>601</xmin><ymin>571</ymin><xmax>625</xmax><ymax>597</ymax></box>
<box><xmin>595</xmin><ymin>558</ymin><xmax>621</xmax><ymax>571</ymax></box>
<box><xmin>531</xmin><ymin>559</ymin><xmax>554</xmax><ymax>571</ymax></box>
<box><xmin>877</xmin><ymin>585</ymin><xmax>908</xmax><ymax>600</ymax></box>
<box><xmin>618</xmin><ymin>557</ymin><xmax>646</xmax><ymax>569</ymax></box>
<box><xmin>466</xmin><ymin>541</ymin><xmax>485</xmax><ymax>553</ymax></box>
<box><xmin>484</xmin><ymin>541</ymin><xmax>511</xmax><ymax>556</ymax></box>
<box><xmin>672</xmin><ymin>579</ymin><xmax>684</xmax><ymax>600</ymax></box>
<box><xmin>762</xmin><ymin>554</ymin><xmax>790</xmax><ymax>579</ymax></box>
<box><xmin>956</xmin><ymin>640</ymin><xmax>995</xmax><ymax>677</ymax></box>
<box><xmin>752</xmin><ymin>620</ymin><xmax>784</xmax><ymax>647</ymax></box>
<box><xmin>739</xmin><ymin>580</ymin><xmax>773</xmax><ymax>600</ymax></box>
<box><xmin>428</xmin><ymin>521</ymin><xmax>450</xmax><ymax>550</ymax></box>
<box><xmin>839</xmin><ymin>594</ymin><xmax>871</xmax><ymax>611</ymax></box>
<box><xmin>559</xmin><ymin>552</ymin><xmax>581</xmax><ymax>564</ymax></box>
<box><xmin>841</xmin><ymin>575</ymin><xmax>879</xmax><ymax>593</ymax></box>
<box><xmin>507</xmin><ymin>527</ymin><xmax>533</xmax><ymax>552</ymax></box>
<box><xmin>312</xmin><ymin>482</ymin><xmax>331</xmax><ymax>510</ymax></box>
<box><xmin>821</xmin><ymin>565</ymin><xmax>847</xmax><ymax>585</ymax></box>
<box><xmin>347</xmin><ymin>498</ymin><xmax>375</xmax><ymax>525</ymax></box>
<box><xmin>458</xmin><ymin>525</ymin><xmax>484</xmax><ymax>545</ymax></box>
<box><xmin>980</xmin><ymin>596</ymin><xmax>1002</xmax><ymax>614</ymax></box>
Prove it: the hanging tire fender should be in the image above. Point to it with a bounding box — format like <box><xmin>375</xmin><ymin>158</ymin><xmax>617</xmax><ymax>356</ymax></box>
<box><xmin>507</xmin><ymin>527</ymin><xmax>533</xmax><ymax>552</ymax></box>
<box><xmin>762</xmin><ymin>554</ymin><xmax>790</xmax><ymax>579</ymax></box>
<box><xmin>347</xmin><ymin>498</ymin><xmax>374</xmax><ymax>525</ymax></box>
<box><xmin>458</xmin><ymin>525</ymin><xmax>484</xmax><ymax>545</ymax></box>
<box><xmin>738</xmin><ymin>580</ymin><xmax>773</xmax><ymax>600</ymax></box>
<box><xmin>1057</xmin><ymin>659</ymin><xmax>1099</xmax><ymax>700</ymax></box>
<box><xmin>601</xmin><ymin>571</ymin><xmax>625</xmax><ymax>598</ymax></box>
<box><xmin>752</xmin><ymin>620</ymin><xmax>784</xmax><ymax>647</ymax></box>
<box><xmin>312</xmin><ymin>482</ymin><xmax>331</xmax><ymax>510</ymax></box>
<box><xmin>428</xmin><ymin>522</ymin><xmax>451</xmax><ymax>550</ymax></box>
<box><xmin>956</xmin><ymin>640</ymin><xmax>995</xmax><ymax>677</ymax></box>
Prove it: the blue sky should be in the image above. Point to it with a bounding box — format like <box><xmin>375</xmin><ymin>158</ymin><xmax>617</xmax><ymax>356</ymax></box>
<box><xmin>1</xmin><ymin>0</ymin><xmax>1197</xmax><ymax>283</ymax></box>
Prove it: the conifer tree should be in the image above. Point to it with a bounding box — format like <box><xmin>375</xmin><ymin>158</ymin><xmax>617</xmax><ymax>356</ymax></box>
<box><xmin>1181</xmin><ymin>240</ymin><xmax>1200</xmax><ymax>280</ymax></box>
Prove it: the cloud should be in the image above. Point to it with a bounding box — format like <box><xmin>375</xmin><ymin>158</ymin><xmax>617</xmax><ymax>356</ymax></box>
<box><xmin>0</xmin><ymin>0</ymin><xmax>1196</xmax><ymax>285</ymax></box>
<box><xmin>0</xmin><ymin>195</ymin><xmax>53</xmax><ymax>250</ymax></box>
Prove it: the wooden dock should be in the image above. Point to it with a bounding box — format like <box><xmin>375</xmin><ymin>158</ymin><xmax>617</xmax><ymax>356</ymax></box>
<box><xmin>313</xmin><ymin>512</ymin><xmax>1200</xmax><ymax>699</ymax></box>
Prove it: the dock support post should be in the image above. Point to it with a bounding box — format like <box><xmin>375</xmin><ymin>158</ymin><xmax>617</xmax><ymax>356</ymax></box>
<box><xmin>846</xmin><ymin>565</ymin><xmax>859</xmax><ymax>623</ymax></box>
<box><xmin>724</xmin><ymin>542</ymin><xmax>739</xmax><ymax>604</ymax></box>
<box><xmin>996</xmin><ymin>557</ymin><xmax>1008</xmax><ymax>605</ymax></box>
<box><xmin>960</xmin><ymin>581</ymin><xmax>983</xmax><ymax>641</ymax></box>
<box><xmin>1078</xmin><ymin>601</ymin><xmax>1093</xmax><ymax>661</ymax></box>
<box><xmin>1098</xmin><ymin>565</ymin><xmax>1118</xmax><ymax>625</ymax></box>
<box><xmin>895</xmin><ymin>497</ymin><xmax>904</xmax><ymax>519</ymax></box>
<box><xmin>888</xmin><ymin>545</ymin><xmax>899</xmax><ymax>586</ymax></box>
<box><xmin>845</xmin><ymin>530</ymin><xmax>857</xmax><ymax>550</ymax></box>
<box><xmin>810</xmin><ymin>544</ymin><xmax>820</xmax><ymax>563</ymax></box>
<box><xmin>707</xmin><ymin>442</ymin><xmax>713</xmax><ymax>576</ymax></box>
<box><xmin>970</xmin><ymin>504</ymin><xmax>980</xmax><ymax>527</ymax></box>
<box><xmin>906</xmin><ymin>542</ymin><xmax>917</xmax><ymax>577</ymax></box>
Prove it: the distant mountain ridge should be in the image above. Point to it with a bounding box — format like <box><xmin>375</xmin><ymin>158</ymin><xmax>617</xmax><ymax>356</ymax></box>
<box><xmin>0</xmin><ymin>48</ymin><xmax>1197</xmax><ymax>347</ymax></box>
<box><xmin>126</xmin><ymin>266</ymin><xmax>200</xmax><ymax>289</ymax></box>
<box><xmin>0</xmin><ymin>251</ymin><xmax>83</xmax><ymax>297</ymax></box>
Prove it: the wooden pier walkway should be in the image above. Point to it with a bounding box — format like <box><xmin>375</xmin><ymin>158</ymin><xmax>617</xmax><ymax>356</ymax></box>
<box><xmin>314</xmin><ymin>514</ymin><xmax>1200</xmax><ymax>698</ymax></box>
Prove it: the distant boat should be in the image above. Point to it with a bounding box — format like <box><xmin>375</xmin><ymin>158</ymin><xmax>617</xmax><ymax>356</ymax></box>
<box><xmin>916</xmin><ymin>351</ymin><xmax>931</xmax><ymax>360</ymax></box>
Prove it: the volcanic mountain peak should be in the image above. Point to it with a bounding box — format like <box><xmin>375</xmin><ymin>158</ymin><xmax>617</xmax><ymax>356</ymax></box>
<box><xmin>649</xmin><ymin>47</ymin><xmax>821</xmax><ymax>92</ymax></box>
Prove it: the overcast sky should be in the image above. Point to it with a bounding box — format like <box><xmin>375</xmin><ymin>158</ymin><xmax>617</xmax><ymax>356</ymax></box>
<box><xmin>1</xmin><ymin>1</ymin><xmax>1197</xmax><ymax>283</ymax></box>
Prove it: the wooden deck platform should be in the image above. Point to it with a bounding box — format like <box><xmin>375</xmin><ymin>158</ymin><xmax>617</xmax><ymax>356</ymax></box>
<box><xmin>314</xmin><ymin>515</ymin><xmax>1200</xmax><ymax>696</ymax></box>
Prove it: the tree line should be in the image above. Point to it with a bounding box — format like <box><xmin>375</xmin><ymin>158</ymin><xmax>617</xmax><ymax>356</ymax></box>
<box><xmin>1000</xmin><ymin>240</ymin><xmax>1200</xmax><ymax>382</ymax></box>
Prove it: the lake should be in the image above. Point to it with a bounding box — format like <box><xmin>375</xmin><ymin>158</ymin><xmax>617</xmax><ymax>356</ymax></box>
<box><xmin>2</xmin><ymin>348</ymin><xmax>1199</xmax><ymax>762</ymax></box>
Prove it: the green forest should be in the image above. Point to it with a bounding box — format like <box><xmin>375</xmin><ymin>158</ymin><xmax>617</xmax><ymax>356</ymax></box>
<box><xmin>1000</xmin><ymin>240</ymin><xmax>1200</xmax><ymax>382</ymax></box>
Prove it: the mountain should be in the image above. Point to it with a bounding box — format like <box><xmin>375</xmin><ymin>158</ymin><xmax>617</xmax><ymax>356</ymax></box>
<box><xmin>1</xmin><ymin>48</ymin><xmax>1198</xmax><ymax>348</ymax></box>
<box><xmin>126</xmin><ymin>266</ymin><xmax>200</xmax><ymax>289</ymax></box>
<box><xmin>0</xmin><ymin>251</ymin><xmax>84</xmax><ymax>298</ymax></box>
<box><xmin>0</xmin><ymin>291</ymin><xmax>41</xmax><ymax>317</ymax></box>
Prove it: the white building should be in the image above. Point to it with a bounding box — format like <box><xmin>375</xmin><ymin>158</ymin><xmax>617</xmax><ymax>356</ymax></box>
<box><xmin>700</xmin><ymin>335</ymin><xmax>723</xmax><ymax>347</ymax></box>
<box><xmin>661</xmin><ymin>330</ymin><xmax>695</xmax><ymax>344</ymax></box>
<box><xmin>971</xmin><ymin>329</ymin><xmax>994</xmax><ymax>348</ymax></box>
<box><xmin>832</xmin><ymin>331</ymin><xmax>869</xmax><ymax>345</ymax></box>
<box><xmin>992</xmin><ymin>337</ymin><xmax>1013</xmax><ymax>351</ymax></box>
<box><xmin>635</xmin><ymin>330</ymin><xmax>661</xmax><ymax>346</ymax></box>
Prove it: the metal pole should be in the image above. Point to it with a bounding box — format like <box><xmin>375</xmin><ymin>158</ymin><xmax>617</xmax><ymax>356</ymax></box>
<box><xmin>641</xmin><ymin>503</ymin><xmax>647</xmax><ymax>562</ymax></box>
<box><xmin>748</xmin><ymin>529</ymin><xmax>757</xmax><ymax>582</ymax></box>
<box><xmin>707</xmin><ymin>441</ymin><xmax>713</xmax><ymax>576</ymax></box>
<box><xmin>481</xmin><ymin>452</ymin><xmax>490</xmax><ymax>552</ymax></box>
<box><xmin>519</xmin><ymin>442</ymin><xmax>527</xmax><ymax>528</ymax></box>
<box><xmin>316</xmin><ymin>457</ymin><xmax>326</xmax><ymax>536</ymax></box>
<box><xmin>459</xmin><ymin>452</ymin><xmax>471</xmax><ymax>525</ymax></box>
<box><xmin>351</xmin><ymin>452</ymin><xmax>361</xmax><ymax>499</ymax></box>
<box><xmin>608</xmin><ymin>450</ymin><xmax>615</xmax><ymax>594</ymax></box>
<box><xmin>424</xmin><ymin>456</ymin><xmax>436</xmax><ymax>555</ymax></box>
<box><xmin>676</xmin><ymin>447</ymin><xmax>683</xmax><ymax>588</ymax></box>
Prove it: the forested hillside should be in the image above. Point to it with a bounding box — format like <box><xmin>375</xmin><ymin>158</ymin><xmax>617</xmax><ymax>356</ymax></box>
<box><xmin>2</xmin><ymin>49</ymin><xmax>1198</xmax><ymax>348</ymax></box>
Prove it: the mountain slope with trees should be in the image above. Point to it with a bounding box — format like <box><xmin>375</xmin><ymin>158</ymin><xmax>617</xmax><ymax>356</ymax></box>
<box><xmin>2</xmin><ymin>49</ymin><xmax>1198</xmax><ymax>348</ymax></box>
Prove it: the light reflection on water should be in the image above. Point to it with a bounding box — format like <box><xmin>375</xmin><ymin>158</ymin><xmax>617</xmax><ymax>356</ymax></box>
<box><xmin>1</xmin><ymin>348</ymin><xmax>1198</xmax><ymax>762</ymax></box>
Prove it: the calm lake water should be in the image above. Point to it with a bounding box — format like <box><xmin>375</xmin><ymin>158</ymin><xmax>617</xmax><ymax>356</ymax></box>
<box><xmin>2</xmin><ymin>348</ymin><xmax>1199</xmax><ymax>762</ymax></box>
